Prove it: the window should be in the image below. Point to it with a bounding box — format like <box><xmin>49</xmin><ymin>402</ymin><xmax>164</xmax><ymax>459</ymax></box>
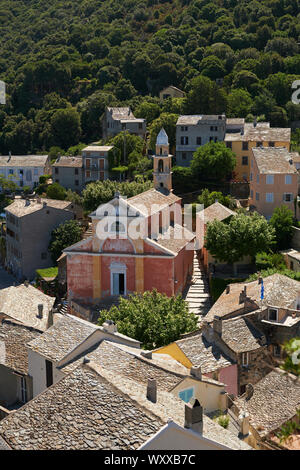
<box><xmin>75</xmin><ymin>168</ymin><xmax>79</xmax><ymax>175</ymax></box>
<box><xmin>266</xmin><ymin>175</ymin><xmax>274</xmax><ymax>184</ymax></box>
<box><xmin>256</xmin><ymin>174</ymin><xmax>259</xmax><ymax>183</ymax></box>
<box><xmin>178</xmin><ymin>387</ymin><xmax>194</xmax><ymax>403</ymax></box>
<box><xmin>111</xmin><ymin>221</ymin><xmax>125</xmax><ymax>233</ymax></box>
<box><xmin>273</xmin><ymin>345</ymin><xmax>281</xmax><ymax>357</ymax></box>
<box><xmin>256</xmin><ymin>141</ymin><xmax>262</xmax><ymax>147</ymax></box>
<box><xmin>290</xmin><ymin>261</ymin><xmax>294</xmax><ymax>271</ymax></box>
<box><xmin>196</xmin><ymin>137</ymin><xmax>202</xmax><ymax>145</ymax></box>
<box><xmin>283</xmin><ymin>193</ymin><xmax>293</xmax><ymax>202</ymax></box>
<box><xmin>55</xmin><ymin>168</ymin><xmax>59</xmax><ymax>174</ymax></box>
<box><xmin>266</xmin><ymin>193</ymin><xmax>274</xmax><ymax>203</ymax></box>
<box><xmin>242</xmin><ymin>142</ymin><xmax>248</xmax><ymax>151</ymax></box>
<box><xmin>209</xmin><ymin>136</ymin><xmax>213</xmax><ymax>142</ymax></box>
<box><xmin>86</xmin><ymin>170</ymin><xmax>91</xmax><ymax>179</ymax></box>
<box><xmin>122</xmin><ymin>123</ymin><xmax>126</xmax><ymax>130</ymax></box>
<box><xmin>34</xmin><ymin>168</ymin><xmax>38</xmax><ymax>176</ymax></box>
<box><xmin>242</xmin><ymin>156</ymin><xmax>248</xmax><ymax>166</ymax></box>
<box><xmin>268</xmin><ymin>308</ymin><xmax>278</xmax><ymax>321</ymax></box>
<box><xmin>269</xmin><ymin>141</ymin><xmax>275</xmax><ymax>147</ymax></box>
<box><xmin>242</xmin><ymin>352</ymin><xmax>249</xmax><ymax>366</ymax></box>
<box><xmin>182</xmin><ymin>153</ymin><xmax>187</xmax><ymax>160</ymax></box>
<box><xmin>181</xmin><ymin>126</ymin><xmax>188</xmax><ymax>132</ymax></box>
<box><xmin>180</xmin><ymin>136</ymin><xmax>188</xmax><ymax>145</ymax></box>
<box><xmin>9</xmin><ymin>169</ymin><xmax>13</xmax><ymax>175</ymax></box>
<box><xmin>158</xmin><ymin>159</ymin><xmax>164</xmax><ymax>173</ymax></box>
<box><xmin>75</xmin><ymin>180</ymin><xmax>79</xmax><ymax>186</ymax></box>
<box><xmin>210</xmin><ymin>126</ymin><xmax>213</xmax><ymax>131</ymax></box>
<box><xmin>20</xmin><ymin>377</ymin><xmax>27</xmax><ymax>403</ymax></box>
<box><xmin>45</xmin><ymin>360</ymin><xmax>53</xmax><ymax>388</ymax></box>
<box><xmin>251</xmin><ymin>159</ymin><xmax>253</xmax><ymax>167</ymax></box>
<box><xmin>285</xmin><ymin>175</ymin><xmax>292</xmax><ymax>185</ymax></box>
<box><xmin>250</xmin><ymin>190</ymin><xmax>253</xmax><ymax>199</ymax></box>
<box><xmin>250</xmin><ymin>173</ymin><xmax>253</xmax><ymax>181</ymax></box>
<box><xmin>256</xmin><ymin>192</ymin><xmax>259</xmax><ymax>201</ymax></box>
<box><xmin>226</xmin><ymin>142</ymin><xmax>232</xmax><ymax>149</ymax></box>
<box><xmin>214</xmin><ymin>136</ymin><xmax>218</xmax><ymax>142</ymax></box>
<box><xmin>138</xmin><ymin>123</ymin><xmax>143</xmax><ymax>129</ymax></box>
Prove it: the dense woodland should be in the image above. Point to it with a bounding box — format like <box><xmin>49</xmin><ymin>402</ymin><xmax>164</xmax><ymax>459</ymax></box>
<box><xmin>0</xmin><ymin>0</ymin><xmax>300</xmax><ymax>156</ymax></box>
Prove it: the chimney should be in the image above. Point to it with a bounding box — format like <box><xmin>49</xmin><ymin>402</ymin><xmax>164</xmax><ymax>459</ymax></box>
<box><xmin>43</xmin><ymin>201</ymin><xmax>47</xmax><ymax>208</ymax></box>
<box><xmin>141</xmin><ymin>351</ymin><xmax>152</xmax><ymax>360</ymax></box>
<box><xmin>37</xmin><ymin>304</ymin><xmax>43</xmax><ymax>319</ymax></box>
<box><xmin>213</xmin><ymin>316</ymin><xmax>222</xmax><ymax>336</ymax></box>
<box><xmin>238</xmin><ymin>411</ymin><xmax>250</xmax><ymax>437</ymax></box>
<box><xmin>258</xmin><ymin>277</ymin><xmax>263</xmax><ymax>285</ymax></box>
<box><xmin>239</xmin><ymin>290</ymin><xmax>246</xmax><ymax>304</ymax></box>
<box><xmin>253</xmin><ymin>117</ymin><xmax>257</xmax><ymax>127</ymax></box>
<box><xmin>184</xmin><ymin>399</ymin><xmax>203</xmax><ymax>434</ymax></box>
<box><xmin>8</xmin><ymin>151</ymin><xmax>11</xmax><ymax>162</ymax></box>
<box><xmin>226</xmin><ymin>285</ymin><xmax>230</xmax><ymax>294</ymax></box>
<box><xmin>244</xmin><ymin>285</ymin><xmax>247</xmax><ymax>295</ymax></box>
<box><xmin>146</xmin><ymin>378</ymin><xmax>157</xmax><ymax>403</ymax></box>
<box><xmin>102</xmin><ymin>319</ymin><xmax>117</xmax><ymax>334</ymax></box>
<box><xmin>245</xmin><ymin>383</ymin><xmax>254</xmax><ymax>400</ymax></box>
<box><xmin>25</xmin><ymin>199</ymin><xmax>30</xmax><ymax>207</ymax></box>
<box><xmin>24</xmin><ymin>280</ymin><xmax>29</xmax><ymax>287</ymax></box>
<box><xmin>190</xmin><ymin>365</ymin><xmax>202</xmax><ymax>380</ymax></box>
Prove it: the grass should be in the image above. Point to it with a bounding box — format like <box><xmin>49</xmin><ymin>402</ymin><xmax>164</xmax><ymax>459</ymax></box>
<box><xmin>210</xmin><ymin>277</ymin><xmax>244</xmax><ymax>303</ymax></box>
<box><xmin>36</xmin><ymin>266</ymin><xmax>58</xmax><ymax>279</ymax></box>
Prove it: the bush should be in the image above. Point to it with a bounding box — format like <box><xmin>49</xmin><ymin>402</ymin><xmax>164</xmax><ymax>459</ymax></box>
<box><xmin>49</xmin><ymin>219</ymin><xmax>82</xmax><ymax>263</ymax></box>
<box><xmin>255</xmin><ymin>252</ymin><xmax>286</xmax><ymax>271</ymax></box>
<box><xmin>46</xmin><ymin>183</ymin><xmax>66</xmax><ymax>200</ymax></box>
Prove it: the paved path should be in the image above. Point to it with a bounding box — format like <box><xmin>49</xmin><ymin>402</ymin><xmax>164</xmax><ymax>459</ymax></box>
<box><xmin>183</xmin><ymin>252</ymin><xmax>211</xmax><ymax>321</ymax></box>
<box><xmin>0</xmin><ymin>266</ymin><xmax>19</xmax><ymax>289</ymax></box>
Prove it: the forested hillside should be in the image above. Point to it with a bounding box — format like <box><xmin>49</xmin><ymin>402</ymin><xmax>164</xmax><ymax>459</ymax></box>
<box><xmin>0</xmin><ymin>0</ymin><xmax>300</xmax><ymax>154</ymax></box>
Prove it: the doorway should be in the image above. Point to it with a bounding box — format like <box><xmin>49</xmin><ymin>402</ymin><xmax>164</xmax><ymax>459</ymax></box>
<box><xmin>112</xmin><ymin>272</ymin><xmax>125</xmax><ymax>296</ymax></box>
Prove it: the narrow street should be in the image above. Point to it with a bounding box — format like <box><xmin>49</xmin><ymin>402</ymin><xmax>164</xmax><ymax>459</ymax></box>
<box><xmin>183</xmin><ymin>252</ymin><xmax>212</xmax><ymax>322</ymax></box>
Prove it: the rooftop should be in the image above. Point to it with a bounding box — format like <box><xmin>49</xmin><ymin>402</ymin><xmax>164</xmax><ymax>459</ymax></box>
<box><xmin>177</xmin><ymin>115</ymin><xmax>226</xmax><ymax>125</ymax></box>
<box><xmin>252</xmin><ymin>147</ymin><xmax>298</xmax><ymax>174</ymax></box>
<box><xmin>205</xmin><ymin>274</ymin><xmax>300</xmax><ymax>323</ymax></box>
<box><xmin>156</xmin><ymin>128</ymin><xmax>169</xmax><ymax>146</ymax></box>
<box><xmin>234</xmin><ymin>369</ymin><xmax>300</xmax><ymax>437</ymax></box>
<box><xmin>0</xmin><ymin>360</ymin><xmax>250</xmax><ymax>450</ymax></box>
<box><xmin>174</xmin><ymin>332</ymin><xmax>234</xmax><ymax>373</ymax></box>
<box><xmin>0</xmin><ymin>320</ymin><xmax>40</xmax><ymax>375</ymax></box>
<box><xmin>155</xmin><ymin>224</ymin><xmax>195</xmax><ymax>254</ymax></box>
<box><xmin>0</xmin><ymin>284</ymin><xmax>55</xmax><ymax>332</ymax></box>
<box><xmin>52</xmin><ymin>156</ymin><xmax>82</xmax><ymax>168</ymax></box>
<box><xmin>82</xmin><ymin>146</ymin><xmax>114</xmax><ymax>152</ymax></box>
<box><xmin>5</xmin><ymin>198</ymin><xmax>73</xmax><ymax>217</ymax></box>
<box><xmin>128</xmin><ymin>188</ymin><xmax>181</xmax><ymax>216</ymax></box>
<box><xmin>225</xmin><ymin>122</ymin><xmax>290</xmax><ymax>142</ymax></box>
<box><xmin>201</xmin><ymin>202</ymin><xmax>236</xmax><ymax>224</ymax></box>
<box><xmin>220</xmin><ymin>317</ymin><xmax>264</xmax><ymax>353</ymax></box>
<box><xmin>0</xmin><ymin>155</ymin><xmax>49</xmax><ymax>167</ymax></box>
<box><xmin>107</xmin><ymin>107</ymin><xmax>138</xmax><ymax>121</ymax></box>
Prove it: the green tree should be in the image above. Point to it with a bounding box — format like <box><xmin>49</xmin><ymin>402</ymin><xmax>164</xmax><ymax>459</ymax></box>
<box><xmin>97</xmin><ymin>290</ymin><xmax>198</xmax><ymax>349</ymax></box>
<box><xmin>281</xmin><ymin>338</ymin><xmax>300</xmax><ymax>377</ymax></box>
<box><xmin>270</xmin><ymin>205</ymin><xmax>294</xmax><ymax>250</ymax></box>
<box><xmin>149</xmin><ymin>113</ymin><xmax>179</xmax><ymax>151</ymax></box>
<box><xmin>46</xmin><ymin>183</ymin><xmax>66</xmax><ymax>200</ymax></box>
<box><xmin>184</xmin><ymin>75</ymin><xmax>227</xmax><ymax>115</ymax></box>
<box><xmin>197</xmin><ymin>189</ymin><xmax>236</xmax><ymax>209</ymax></box>
<box><xmin>49</xmin><ymin>219</ymin><xmax>82</xmax><ymax>263</ymax></box>
<box><xmin>191</xmin><ymin>142</ymin><xmax>236</xmax><ymax>181</ymax></box>
<box><xmin>205</xmin><ymin>212</ymin><xmax>275</xmax><ymax>264</ymax></box>
<box><xmin>50</xmin><ymin>108</ymin><xmax>81</xmax><ymax>150</ymax></box>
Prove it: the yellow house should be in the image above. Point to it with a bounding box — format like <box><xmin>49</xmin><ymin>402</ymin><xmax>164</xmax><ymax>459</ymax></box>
<box><xmin>225</xmin><ymin>122</ymin><xmax>291</xmax><ymax>182</ymax></box>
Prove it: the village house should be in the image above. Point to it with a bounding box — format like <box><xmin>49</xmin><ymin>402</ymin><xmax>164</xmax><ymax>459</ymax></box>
<box><xmin>281</xmin><ymin>248</ymin><xmax>300</xmax><ymax>272</ymax></box>
<box><xmin>64</xmin><ymin>129</ymin><xmax>195</xmax><ymax>316</ymax></box>
<box><xmin>175</xmin><ymin>114</ymin><xmax>226</xmax><ymax>166</ymax></box>
<box><xmin>102</xmin><ymin>107</ymin><xmax>146</xmax><ymax>140</ymax></box>
<box><xmin>82</xmin><ymin>145</ymin><xmax>113</xmax><ymax>184</ymax></box>
<box><xmin>233</xmin><ymin>369</ymin><xmax>300</xmax><ymax>450</ymax></box>
<box><xmin>52</xmin><ymin>155</ymin><xmax>83</xmax><ymax>192</ymax></box>
<box><xmin>0</xmin><ymin>350</ymin><xmax>252</xmax><ymax>450</ymax></box>
<box><xmin>225</xmin><ymin>121</ymin><xmax>291</xmax><ymax>182</ymax></box>
<box><xmin>205</xmin><ymin>274</ymin><xmax>300</xmax><ymax>363</ymax></box>
<box><xmin>0</xmin><ymin>283</ymin><xmax>55</xmax><ymax>332</ymax></box>
<box><xmin>5</xmin><ymin>198</ymin><xmax>79</xmax><ymax>280</ymax></box>
<box><xmin>249</xmin><ymin>147</ymin><xmax>299</xmax><ymax>219</ymax></box>
<box><xmin>0</xmin><ymin>155</ymin><xmax>51</xmax><ymax>190</ymax></box>
<box><xmin>0</xmin><ymin>320</ymin><xmax>40</xmax><ymax>412</ymax></box>
<box><xmin>159</xmin><ymin>85</ymin><xmax>185</xmax><ymax>101</ymax></box>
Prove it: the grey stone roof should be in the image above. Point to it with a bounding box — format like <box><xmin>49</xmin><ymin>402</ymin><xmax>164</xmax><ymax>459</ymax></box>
<box><xmin>0</xmin><ymin>436</ymin><xmax>10</xmax><ymax>450</ymax></box>
<box><xmin>0</xmin><ymin>284</ymin><xmax>55</xmax><ymax>332</ymax></box>
<box><xmin>27</xmin><ymin>314</ymin><xmax>97</xmax><ymax>362</ymax></box>
<box><xmin>0</xmin><ymin>320</ymin><xmax>40</xmax><ymax>375</ymax></box>
<box><xmin>206</xmin><ymin>274</ymin><xmax>300</xmax><ymax>323</ymax></box>
<box><xmin>252</xmin><ymin>147</ymin><xmax>298</xmax><ymax>174</ymax></box>
<box><xmin>0</xmin><ymin>155</ymin><xmax>49</xmax><ymax>167</ymax></box>
<box><xmin>155</xmin><ymin>224</ymin><xmax>195</xmax><ymax>254</ymax></box>
<box><xmin>220</xmin><ymin>317</ymin><xmax>264</xmax><ymax>353</ymax></box>
<box><xmin>234</xmin><ymin>369</ymin><xmax>300</xmax><ymax>437</ymax></box>
<box><xmin>52</xmin><ymin>156</ymin><xmax>82</xmax><ymax>168</ymax></box>
<box><xmin>61</xmin><ymin>340</ymin><xmax>185</xmax><ymax>391</ymax></box>
<box><xmin>175</xmin><ymin>332</ymin><xmax>234</xmax><ymax>373</ymax></box>
<box><xmin>0</xmin><ymin>361</ymin><xmax>251</xmax><ymax>450</ymax></box>
<box><xmin>107</xmin><ymin>107</ymin><xmax>137</xmax><ymax>121</ymax></box>
<box><xmin>128</xmin><ymin>188</ymin><xmax>181</xmax><ymax>215</ymax></box>
<box><xmin>177</xmin><ymin>115</ymin><xmax>225</xmax><ymax>125</ymax></box>
<box><xmin>5</xmin><ymin>198</ymin><xmax>73</xmax><ymax>217</ymax></box>
<box><xmin>225</xmin><ymin>122</ymin><xmax>290</xmax><ymax>142</ymax></box>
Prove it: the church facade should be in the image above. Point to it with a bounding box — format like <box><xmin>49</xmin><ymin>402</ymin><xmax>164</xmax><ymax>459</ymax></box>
<box><xmin>64</xmin><ymin>129</ymin><xmax>195</xmax><ymax>308</ymax></box>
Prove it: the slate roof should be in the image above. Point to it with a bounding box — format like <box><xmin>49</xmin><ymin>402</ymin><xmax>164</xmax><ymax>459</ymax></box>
<box><xmin>225</xmin><ymin>123</ymin><xmax>290</xmax><ymax>142</ymax></box>
<box><xmin>27</xmin><ymin>314</ymin><xmax>97</xmax><ymax>362</ymax></box>
<box><xmin>0</xmin><ymin>361</ymin><xmax>251</xmax><ymax>450</ymax></box>
<box><xmin>0</xmin><ymin>436</ymin><xmax>10</xmax><ymax>450</ymax></box>
<box><xmin>0</xmin><ymin>320</ymin><xmax>40</xmax><ymax>375</ymax></box>
<box><xmin>128</xmin><ymin>188</ymin><xmax>181</xmax><ymax>215</ymax></box>
<box><xmin>5</xmin><ymin>198</ymin><xmax>73</xmax><ymax>217</ymax></box>
<box><xmin>175</xmin><ymin>332</ymin><xmax>234</xmax><ymax>373</ymax></box>
<box><xmin>220</xmin><ymin>317</ymin><xmax>264</xmax><ymax>353</ymax></box>
<box><xmin>82</xmin><ymin>146</ymin><xmax>113</xmax><ymax>152</ymax></box>
<box><xmin>202</xmin><ymin>202</ymin><xmax>236</xmax><ymax>224</ymax></box>
<box><xmin>205</xmin><ymin>274</ymin><xmax>300</xmax><ymax>323</ymax></box>
<box><xmin>52</xmin><ymin>156</ymin><xmax>82</xmax><ymax>168</ymax></box>
<box><xmin>107</xmin><ymin>107</ymin><xmax>137</xmax><ymax>121</ymax></box>
<box><xmin>0</xmin><ymin>284</ymin><xmax>55</xmax><ymax>332</ymax></box>
<box><xmin>252</xmin><ymin>147</ymin><xmax>298</xmax><ymax>174</ymax></box>
<box><xmin>155</xmin><ymin>224</ymin><xmax>195</xmax><ymax>254</ymax></box>
<box><xmin>0</xmin><ymin>155</ymin><xmax>49</xmax><ymax>167</ymax></box>
<box><xmin>234</xmin><ymin>369</ymin><xmax>300</xmax><ymax>437</ymax></box>
<box><xmin>177</xmin><ymin>115</ymin><xmax>225</xmax><ymax>125</ymax></box>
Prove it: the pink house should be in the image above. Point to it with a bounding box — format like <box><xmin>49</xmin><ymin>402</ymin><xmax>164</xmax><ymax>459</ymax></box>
<box><xmin>249</xmin><ymin>147</ymin><xmax>299</xmax><ymax>219</ymax></box>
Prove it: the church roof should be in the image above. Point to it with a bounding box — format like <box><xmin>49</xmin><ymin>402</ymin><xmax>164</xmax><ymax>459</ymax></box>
<box><xmin>156</xmin><ymin>128</ymin><xmax>169</xmax><ymax>146</ymax></box>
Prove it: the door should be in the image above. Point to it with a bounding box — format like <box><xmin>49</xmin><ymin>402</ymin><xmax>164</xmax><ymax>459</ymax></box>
<box><xmin>112</xmin><ymin>273</ymin><xmax>125</xmax><ymax>295</ymax></box>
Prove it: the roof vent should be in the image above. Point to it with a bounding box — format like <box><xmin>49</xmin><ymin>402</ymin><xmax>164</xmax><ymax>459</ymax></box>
<box><xmin>141</xmin><ymin>351</ymin><xmax>152</xmax><ymax>360</ymax></box>
<box><xmin>37</xmin><ymin>304</ymin><xmax>43</xmax><ymax>319</ymax></box>
<box><xmin>190</xmin><ymin>365</ymin><xmax>202</xmax><ymax>380</ymax></box>
<box><xmin>102</xmin><ymin>319</ymin><xmax>117</xmax><ymax>334</ymax></box>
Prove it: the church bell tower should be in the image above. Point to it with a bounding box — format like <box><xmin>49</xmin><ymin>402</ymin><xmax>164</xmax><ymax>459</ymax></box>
<box><xmin>152</xmin><ymin>128</ymin><xmax>173</xmax><ymax>193</ymax></box>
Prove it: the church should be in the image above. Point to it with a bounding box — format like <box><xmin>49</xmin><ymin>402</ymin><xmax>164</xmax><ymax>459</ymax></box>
<box><xmin>64</xmin><ymin>129</ymin><xmax>195</xmax><ymax>312</ymax></box>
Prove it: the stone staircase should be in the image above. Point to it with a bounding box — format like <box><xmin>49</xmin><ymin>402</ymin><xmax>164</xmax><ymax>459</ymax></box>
<box><xmin>184</xmin><ymin>252</ymin><xmax>212</xmax><ymax>321</ymax></box>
